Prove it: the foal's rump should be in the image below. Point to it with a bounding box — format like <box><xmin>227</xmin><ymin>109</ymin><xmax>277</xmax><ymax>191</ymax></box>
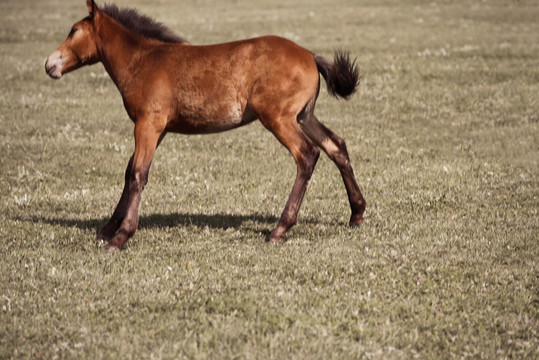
<box><xmin>247</xmin><ymin>36</ymin><xmax>322</xmax><ymax>120</ymax></box>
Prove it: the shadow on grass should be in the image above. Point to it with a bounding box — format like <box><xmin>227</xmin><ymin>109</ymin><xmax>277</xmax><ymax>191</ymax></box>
<box><xmin>17</xmin><ymin>212</ymin><xmax>284</xmax><ymax>235</ymax></box>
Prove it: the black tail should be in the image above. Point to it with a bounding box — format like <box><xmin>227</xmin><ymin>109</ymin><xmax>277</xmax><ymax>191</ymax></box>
<box><xmin>314</xmin><ymin>50</ymin><xmax>360</xmax><ymax>100</ymax></box>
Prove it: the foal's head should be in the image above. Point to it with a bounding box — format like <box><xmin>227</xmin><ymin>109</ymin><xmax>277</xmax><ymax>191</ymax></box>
<box><xmin>45</xmin><ymin>0</ymin><xmax>99</xmax><ymax>79</ymax></box>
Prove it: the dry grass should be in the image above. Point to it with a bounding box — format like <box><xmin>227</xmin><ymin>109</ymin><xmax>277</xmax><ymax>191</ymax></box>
<box><xmin>1</xmin><ymin>0</ymin><xmax>537</xmax><ymax>358</ymax></box>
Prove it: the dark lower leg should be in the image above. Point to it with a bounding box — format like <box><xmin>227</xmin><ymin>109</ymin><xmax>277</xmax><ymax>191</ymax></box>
<box><xmin>329</xmin><ymin>134</ymin><xmax>366</xmax><ymax>225</ymax></box>
<box><xmin>341</xmin><ymin>166</ymin><xmax>366</xmax><ymax>226</ymax></box>
<box><xmin>270</xmin><ymin>174</ymin><xmax>309</xmax><ymax>241</ymax></box>
<box><xmin>270</xmin><ymin>147</ymin><xmax>319</xmax><ymax>242</ymax></box>
<box><xmin>98</xmin><ymin>155</ymin><xmax>134</xmax><ymax>240</ymax></box>
<box><xmin>105</xmin><ymin>168</ymin><xmax>148</xmax><ymax>250</ymax></box>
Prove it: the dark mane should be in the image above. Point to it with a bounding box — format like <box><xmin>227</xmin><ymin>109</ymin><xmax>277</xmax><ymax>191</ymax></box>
<box><xmin>101</xmin><ymin>4</ymin><xmax>187</xmax><ymax>44</ymax></box>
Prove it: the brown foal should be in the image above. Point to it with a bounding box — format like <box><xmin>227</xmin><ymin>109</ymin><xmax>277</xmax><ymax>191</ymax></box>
<box><xmin>45</xmin><ymin>0</ymin><xmax>367</xmax><ymax>250</ymax></box>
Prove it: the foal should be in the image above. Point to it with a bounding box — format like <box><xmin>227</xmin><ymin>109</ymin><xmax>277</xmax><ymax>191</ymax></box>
<box><xmin>46</xmin><ymin>0</ymin><xmax>367</xmax><ymax>250</ymax></box>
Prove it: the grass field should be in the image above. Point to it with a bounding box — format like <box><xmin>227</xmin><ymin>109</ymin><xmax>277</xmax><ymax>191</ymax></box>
<box><xmin>1</xmin><ymin>0</ymin><xmax>537</xmax><ymax>358</ymax></box>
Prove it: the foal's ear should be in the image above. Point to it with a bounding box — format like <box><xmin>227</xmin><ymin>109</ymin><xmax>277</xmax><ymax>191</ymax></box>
<box><xmin>86</xmin><ymin>0</ymin><xmax>98</xmax><ymax>17</ymax></box>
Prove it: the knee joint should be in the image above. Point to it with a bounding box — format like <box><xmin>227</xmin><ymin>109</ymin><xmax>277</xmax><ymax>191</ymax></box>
<box><xmin>129</xmin><ymin>171</ymin><xmax>149</xmax><ymax>190</ymax></box>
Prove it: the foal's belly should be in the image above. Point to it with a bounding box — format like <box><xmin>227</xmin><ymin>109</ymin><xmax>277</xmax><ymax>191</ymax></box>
<box><xmin>166</xmin><ymin>100</ymin><xmax>257</xmax><ymax>134</ymax></box>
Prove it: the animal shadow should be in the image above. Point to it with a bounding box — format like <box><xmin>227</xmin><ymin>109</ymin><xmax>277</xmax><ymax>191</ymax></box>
<box><xmin>31</xmin><ymin>212</ymin><xmax>281</xmax><ymax>238</ymax></box>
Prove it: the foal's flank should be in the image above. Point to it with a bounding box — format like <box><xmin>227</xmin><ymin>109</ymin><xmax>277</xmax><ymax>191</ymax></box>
<box><xmin>45</xmin><ymin>0</ymin><xmax>366</xmax><ymax>250</ymax></box>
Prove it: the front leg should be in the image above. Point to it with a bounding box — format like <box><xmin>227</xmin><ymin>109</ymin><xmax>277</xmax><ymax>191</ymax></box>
<box><xmin>105</xmin><ymin>116</ymin><xmax>165</xmax><ymax>251</ymax></box>
<box><xmin>98</xmin><ymin>154</ymin><xmax>134</xmax><ymax>241</ymax></box>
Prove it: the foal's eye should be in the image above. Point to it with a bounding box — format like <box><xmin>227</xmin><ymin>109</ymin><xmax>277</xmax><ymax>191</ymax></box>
<box><xmin>68</xmin><ymin>28</ymin><xmax>78</xmax><ymax>37</ymax></box>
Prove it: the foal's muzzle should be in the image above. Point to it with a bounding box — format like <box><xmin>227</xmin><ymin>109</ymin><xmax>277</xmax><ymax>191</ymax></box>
<box><xmin>45</xmin><ymin>51</ymin><xmax>64</xmax><ymax>79</ymax></box>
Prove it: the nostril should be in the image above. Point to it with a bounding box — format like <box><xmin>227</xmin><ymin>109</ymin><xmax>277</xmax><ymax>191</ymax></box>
<box><xmin>45</xmin><ymin>63</ymin><xmax>59</xmax><ymax>78</ymax></box>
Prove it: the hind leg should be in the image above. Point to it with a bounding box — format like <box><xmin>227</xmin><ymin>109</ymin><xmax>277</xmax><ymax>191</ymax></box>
<box><xmin>260</xmin><ymin>116</ymin><xmax>320</xmax><ymax>241</ymax></box>
<box><xmin>299</xmin><ymin>112</ymin><xmax>366</xmax><ymax>226</ymax></box>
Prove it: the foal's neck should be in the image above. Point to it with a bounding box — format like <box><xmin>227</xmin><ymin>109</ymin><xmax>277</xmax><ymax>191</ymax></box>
<box><xmin>96</xmin><ymin>14</ymin><xmax>158</xmax><ymax>94</ymax></box>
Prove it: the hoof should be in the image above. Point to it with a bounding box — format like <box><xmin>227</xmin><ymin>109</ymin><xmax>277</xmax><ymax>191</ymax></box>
<box><xmin>349</xmin><ymin>213</ymin><xmax>365</xmax><ymax>227</ymax></box>
<box><xmin>268</xmin><ymin>233</ymin><xmax>286</xmax><ymax>243</ymax></box>
<box><xmin>104</xmin><ymin>242</ymin><xmax>122</xmax><ymax>252</ymax></box>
